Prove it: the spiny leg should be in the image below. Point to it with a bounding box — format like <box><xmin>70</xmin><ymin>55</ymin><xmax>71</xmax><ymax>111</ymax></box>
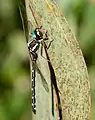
<box><xmin>44</xmin><ymin>31</ymin><xmax>54</xmax><ymax>49</ymax></box>
<box><xmin>40</xmin><ymin>38</ymin><xmax>54</xmax><ymax>62</ymax></box>
<box><xmin>40</xmin><ymin>42</ymin><xmax>50</xmax><ymax>62</ymax></box>
<box><xmin>46</xmin><ymin>39</ymin><xmax>54</xmax><ymax>49</ymax></box>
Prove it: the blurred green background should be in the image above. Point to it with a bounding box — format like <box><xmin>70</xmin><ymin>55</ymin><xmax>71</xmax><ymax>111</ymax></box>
<box><xmin>0</xmin><ymin>0</ymin><xmax>94</xmax><ymax>119</ymax></box>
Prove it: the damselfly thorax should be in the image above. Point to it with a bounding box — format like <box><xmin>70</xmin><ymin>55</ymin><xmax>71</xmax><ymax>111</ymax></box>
<box><xmin>28</xmin><ymin>26</ymin><xmax>48</xmax><ymax>60</ymax></box>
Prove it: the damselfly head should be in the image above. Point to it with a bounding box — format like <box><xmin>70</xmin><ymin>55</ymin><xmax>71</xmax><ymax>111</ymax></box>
<box><xmin>32</xmin><ymin>27</ymin><xmax>43</xmax><ymax>40</ymax></box>
<box><xmin>31</xmin><ymin>26</ymin><xmax>47</xmax><ymax>40</ymax></box>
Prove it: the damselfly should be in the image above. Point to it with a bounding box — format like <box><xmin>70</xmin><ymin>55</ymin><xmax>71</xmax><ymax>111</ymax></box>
<box><xmin>28</xmin><ymin>26</ymin><xmax>50</xmax><ymax>114</ymax></box>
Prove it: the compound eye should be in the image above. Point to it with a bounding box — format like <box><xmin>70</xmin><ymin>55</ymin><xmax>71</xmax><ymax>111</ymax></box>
<box><xmin>36</xmin><ymin>29</ymin><xmax>40</xmax><ymax>35</ymax></box>
<box><xmin>37</xmin><ymin>31</ymin><xmax>40</xmax><ymax>36</ymax></box>
<box><xmin>32</xmin><ymin>31</ymin><xmax>36</xmax><ymax>38</ymax></box>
